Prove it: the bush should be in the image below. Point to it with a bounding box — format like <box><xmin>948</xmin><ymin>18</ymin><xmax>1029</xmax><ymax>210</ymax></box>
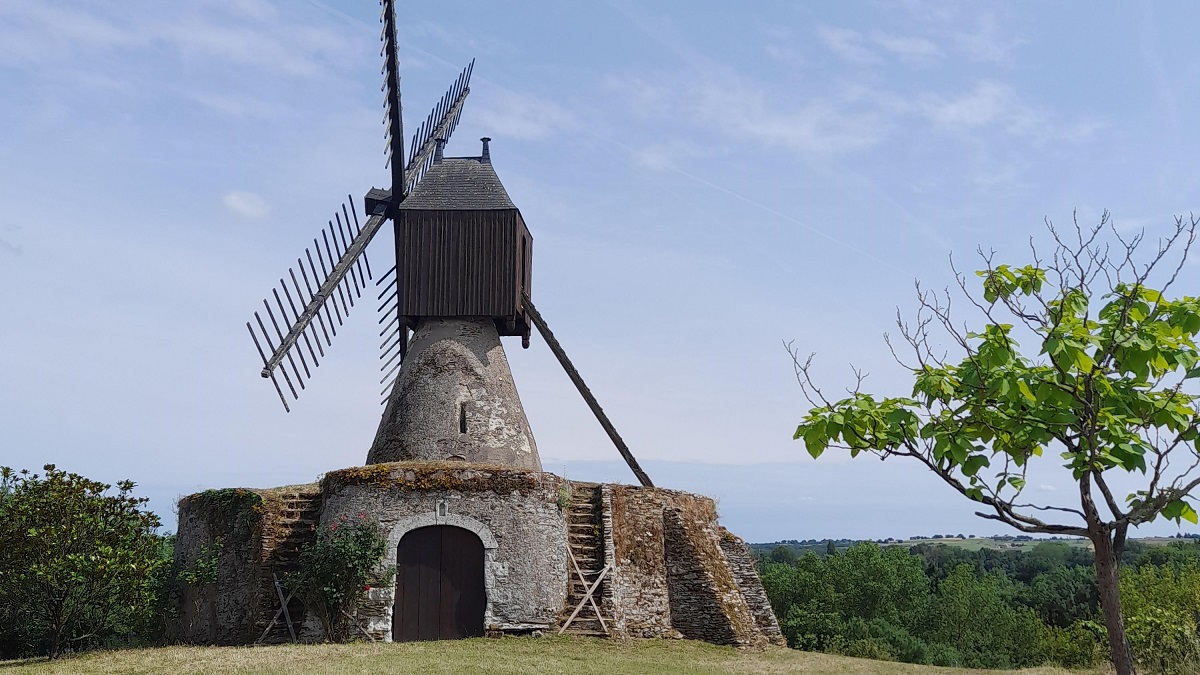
<box><xmin>291</xmin><ymin>512</ymin><xmax>395</xmax><ymax>642</ymax></box>
<box><xmin>1041</xmin><ymin>622</ymin><xmax>1102</xmax><ymax>668</ymax></box>
<box><xmin>841</xmin><ymin>617</ymin><xmax>938</xmax><ymax>664</ymax></box>
<box><xmin>0</xmin><ymin>465</ymin><xmax>166</xmax><ymax>658</ymax></box>
<box><xmin>1125</xmin><ymin>608</ymin><xmax>1200</xmax><ymax>675</ymax></box>
<box><xmin>1120</xmin><ymin>561</ymin><xmax>1200</xmax><ymax>673</ymax></box>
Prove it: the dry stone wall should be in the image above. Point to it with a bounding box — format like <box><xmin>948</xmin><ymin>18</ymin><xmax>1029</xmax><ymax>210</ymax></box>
<box><xmin>604</xmin><ymin>485</ymin><xmax>675</xmax><ymax>638</ymax></box>
<box><xmin>719</xmin><ymin>533</ymin><xmax>786</xmax><ymax>645</ymax></box>
<box><xmin>604</xmin><ymin>485</ymin><xmax>773</xmax><ymax>646</ymax></box>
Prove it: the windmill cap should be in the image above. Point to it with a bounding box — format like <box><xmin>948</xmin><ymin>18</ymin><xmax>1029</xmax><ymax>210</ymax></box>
<box><xmin>480</xmin><ymin>137</ymin><xmax>491</xmax><ymax>163</ymax></box>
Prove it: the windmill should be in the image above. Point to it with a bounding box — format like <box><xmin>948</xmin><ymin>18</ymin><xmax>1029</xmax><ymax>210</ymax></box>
<box><xmin>245</xmin><ymin>0</ymin><xmax>652</xmax><ymax>487</ymax></box>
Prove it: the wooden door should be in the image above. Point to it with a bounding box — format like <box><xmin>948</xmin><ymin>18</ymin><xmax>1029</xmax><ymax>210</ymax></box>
<box><xmin>393</xmin><ymin>525</ymin><xmax>485</xmax><ymax>641</ymax></box>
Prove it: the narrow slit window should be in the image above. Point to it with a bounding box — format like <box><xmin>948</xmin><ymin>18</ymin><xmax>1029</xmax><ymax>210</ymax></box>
<box><xmin>459</xmin><ymin>401</ymin><xmax>467</xmax><ymax>434</ymax></box>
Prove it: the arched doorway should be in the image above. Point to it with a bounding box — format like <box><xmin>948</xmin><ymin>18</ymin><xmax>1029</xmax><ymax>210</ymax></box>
<box><xmin>393</xmin><ymin>525</ymin><xmax>486</xmax><ymax>641</ymax></box>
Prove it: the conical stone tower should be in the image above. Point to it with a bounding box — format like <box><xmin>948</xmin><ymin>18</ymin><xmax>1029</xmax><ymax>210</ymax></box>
<box><xmin>366</xmin><ymin>137</ymin><xmax>539</xmax><ymax>469</ymax></box>
<box><xmin>367</xmin><ymin>316</ymin><xmax>539</xmax><ymax>468</ymax></box>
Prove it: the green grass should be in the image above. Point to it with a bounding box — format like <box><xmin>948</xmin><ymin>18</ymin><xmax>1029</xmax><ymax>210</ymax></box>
<box><xmin>1</xmin><ymin>638</ymin><xmax>1104</xmax><ymax>675</ymax></box>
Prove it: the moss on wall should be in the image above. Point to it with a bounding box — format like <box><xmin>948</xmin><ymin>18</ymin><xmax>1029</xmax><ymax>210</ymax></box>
<box><xmin>322</xmin><ymin>461</ymin><xmax>553</xmax><ymax>498</ymax></box>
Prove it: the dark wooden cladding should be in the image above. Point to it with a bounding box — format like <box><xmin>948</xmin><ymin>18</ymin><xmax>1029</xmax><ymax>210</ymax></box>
<box><xmin>394</xmin><ymin>208</ymin><xmax>532</xmax><ymax>337</ymax></box>
<box><xmin>393</xmin><ymin>525</ymin><xmax>486</xmax><ymax>641</ymax></box>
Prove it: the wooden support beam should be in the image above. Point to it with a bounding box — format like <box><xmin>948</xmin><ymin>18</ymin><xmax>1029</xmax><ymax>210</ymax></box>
<box><xmin>523</xmin><ymin>292</ymin><xmax>653</xmax><ymax>487</ymax></box>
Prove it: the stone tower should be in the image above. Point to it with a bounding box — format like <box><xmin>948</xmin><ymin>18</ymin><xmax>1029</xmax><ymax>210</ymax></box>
<box><xmin>367</xmin><ymin>316</ymin><xmax>539</xmax><ymax>468</ymax></box>
<box><xmin>366</xmin><ymin>139</ymin><xmax>539</xmax><ymax>470</ymax></box>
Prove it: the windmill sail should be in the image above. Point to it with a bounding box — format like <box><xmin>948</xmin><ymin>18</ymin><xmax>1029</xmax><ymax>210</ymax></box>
<box><xmin>246</xmin><ymin>0</ymin><xmax>475</xmax><ymax>411</ymax></box>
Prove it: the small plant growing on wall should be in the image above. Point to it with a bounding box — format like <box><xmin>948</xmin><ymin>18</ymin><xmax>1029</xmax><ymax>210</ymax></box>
<box><xmin>291</xmin><ymin>513</ymin><xmax>395</xmax><ymax>641</ymax></box>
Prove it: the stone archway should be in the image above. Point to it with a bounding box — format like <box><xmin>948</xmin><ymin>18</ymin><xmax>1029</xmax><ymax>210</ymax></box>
<box><xmin>393</xmin><ymin>525</ymin><xmax>486</xmax><ymax>640</ymax></box>
<box><xmin>384</xmin><ymin>510</ymin><xmax>499</xmax><ymax>640</ymax></box>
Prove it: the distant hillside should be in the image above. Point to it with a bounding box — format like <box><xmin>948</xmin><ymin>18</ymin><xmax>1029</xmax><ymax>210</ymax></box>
<box><xmin>752</xmin><ymin>533</ymin><xmax>1199</xmax><ymax>556</ymax></box>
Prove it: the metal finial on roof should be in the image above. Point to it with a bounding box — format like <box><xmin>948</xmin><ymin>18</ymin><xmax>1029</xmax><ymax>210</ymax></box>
<box><xmin>433</xmin><ymin>138</ymin><xmax>446</xmax><ymax>165</ymax></box>
<box><xmin>480</xmin><ymin>137</ymin><xmax>491</xmax><ymax>164</ymax></box>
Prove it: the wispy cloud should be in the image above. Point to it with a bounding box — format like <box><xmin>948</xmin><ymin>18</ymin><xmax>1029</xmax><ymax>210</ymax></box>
<box><xmin>817</xmin><ymin>25</ymin><xmax>878</xmax><ymax>64</ymax></box>
<box><xmin>0</xmin><ymin>1</ymin><xmax>355</xmax><ymax>78</ymax></box>
<box><xmin>185</xmin><ymin>91</ymin><xmax>277</xmax><ymax>119</ymax></box>
<box><xmin>223</xmin><ymin>191</ymin><xmax>270</xmax><ymax>220</ymax></box>
<box><xmin>920</xmin><ymin>80</ymin><xmax>1103</xmax><ymax>143</ymax></box>
<box><xmin>607</xmin><ymin>71</ymin><xmax>889</xmax><ymax>156</ymax></box>
<box><xmin>953</xmin><ymin>13</ymin><xmax>1024</xmax><ymax>64</ymax></box>
<box><xmin>872</xmin><ymin>33</ymin><xmax>943</xmax><ymax>62</ymax></box>
<box><xmin>473</xmin><ymin>87</ymin><xmax>576</xmax><ymax>141</ymax></box>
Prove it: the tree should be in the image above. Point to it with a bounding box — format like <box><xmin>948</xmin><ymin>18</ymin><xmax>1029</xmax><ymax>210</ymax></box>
<box><xmin>0</xmin><ymin>464</ymin><xmax>165</xmax><ymax>658</ymax></box>
<box><xmin>790</xmin><ymin>213</ymin><xmax>1200</xmax><ymax>675</ymax></box>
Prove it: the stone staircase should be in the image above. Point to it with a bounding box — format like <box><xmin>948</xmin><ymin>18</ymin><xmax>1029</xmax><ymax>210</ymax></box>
<box><xmin>559</xmin><ymin>483</ymin><xmax>611</xmax><ymax>637</ymax></box>
<box><xmin>260</xmin><ymin>490</ymin><xmax>321</xmax><ymax>643</ymax></box>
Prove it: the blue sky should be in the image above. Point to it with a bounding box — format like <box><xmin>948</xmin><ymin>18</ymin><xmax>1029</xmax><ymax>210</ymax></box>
<box><xmin>1</xmin><ymin>1</ymin><xmax>1198</xmax><ymax>542</ymax></box>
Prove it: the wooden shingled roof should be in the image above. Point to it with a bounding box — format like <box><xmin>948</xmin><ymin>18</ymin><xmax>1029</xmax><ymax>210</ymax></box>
<box><xmin>400</xmin><ymin>150</ymin><xmax>515</xmax><ymax>211</ymax></box>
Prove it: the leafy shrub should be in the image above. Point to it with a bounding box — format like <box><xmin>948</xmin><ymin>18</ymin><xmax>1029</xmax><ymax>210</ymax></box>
<box><xmin>1121</xmin><ymin>561</ymin><xmax>1200</xmax><ymax>674</ymax></box>
<box><xmin>841</xmin><ymin>617</ymin><xmax>936</xmax><ymax>664</ymax></box>
<box><xmin>0</xmin><ymin>465</ymin><xmax>166</xmax><ymax>658</ymax></box>
<box><xmin>1041</xmin><ymin>622</ymin><xmax>1102</xmax><ymax>668</ymax></box>
<box><xmin>780</xmin><ymin>604</ymin><xmax>842</xmax><ymax>651</ymax></box>
<box><xmin>291</xmin><ymin>512</ymin><xmax>395</xmax><ymax>642</ymax></box>
<box><xmin>839</xmin><ymin>637</ymin><xmax>896</xmax><ymax>661</ymax></box>
<box><xmin>1125</xmin><ymin>608</ymin><xmax>1200</xmax><ymax>675</ymax></box>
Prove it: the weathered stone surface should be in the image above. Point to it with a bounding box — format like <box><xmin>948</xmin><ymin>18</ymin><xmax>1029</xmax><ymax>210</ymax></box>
<box><xmin>603</xmin><ymin>484</ymin><xmax>769</xmax><ymax>646</ymax></box>
<box><xmin>321</xmin><ymin>462</ymin><xmax>568</xmax><ymax>640</ymax></box>
<box><xmin>171</xmin><ymin>469</ymin><xmax>781</xmax><ymax>648</ymax></box>
<box><xmin>604</xmin><ymin>485</ymin><xmax>674</xmax><ymax>639</ymax></box>
<box><xmin>367</xmin><ymin>318</ymin><xmax>540</xmax><ymax>470</ymax></box>
<box><xmin>719</xmin><ymin>533</ymin><xmax>786</xmax><ymax>645</ymax></box>
<box><xmin>173</xmin><ymin>487</ymin><xmax>320</xmax><ymax>645</ymax></box>
<box><xmin>663</xmin><ymin>507</ymin><xmax>760</xmax><ymax>646</ymax></box>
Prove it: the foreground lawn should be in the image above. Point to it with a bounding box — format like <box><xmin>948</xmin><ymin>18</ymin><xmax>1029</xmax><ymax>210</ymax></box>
<box><xmin>1</xmin><ymin>637</ymin><xmax>1105</xmax><ymax>675</ymax></box>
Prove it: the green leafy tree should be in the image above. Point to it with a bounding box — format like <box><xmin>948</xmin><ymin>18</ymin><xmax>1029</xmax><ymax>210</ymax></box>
<box><xmin>0</xmin><ymin>465</ymin><xmax>165</xmax><ymax>658</ymax></box>
<box><xmin>791</xmin><ymin>214</ymin><xmax>1200</xmax><ymax>675</ymax></box>
<box><xmin>1024</xmin><ymin>565</ymin><xmax>1099</xmax><ymax>628</ymax></box>
<box><xmin>291</xmin><ymin>512</ymin><xmax>395</xmax><ymax>642</ymax></box>
<box><xmin>930</xmin><ymin>564</ymin><xmax>1045</xmax><ymax>668</ymax></box>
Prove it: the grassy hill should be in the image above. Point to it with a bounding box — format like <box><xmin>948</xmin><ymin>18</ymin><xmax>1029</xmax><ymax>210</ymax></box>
<box><xmin>4</xmin><ymin>637</ymin><xmax>1103</xmax><ymax>675</ymax></box>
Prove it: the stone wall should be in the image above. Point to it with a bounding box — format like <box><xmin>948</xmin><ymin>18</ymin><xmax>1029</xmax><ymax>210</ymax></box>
<box><xmin>320</xmin><ymin>462</ymin><xmax>568</xmax><ymax>640</ymax></box>
<box><xmin>604</xmin><ymin>484</ymin><xmax>771</xmax><ymax>646</ymax></box>
<box><xmin>604</xmin><ymin>485</ymin><xmax>674</xmax><ymax>638</ymax></box>
<box><xmin>719</xmin><ymin>533</ymin><xmax>786</xmax><ymax>645</ymax></box>
<box><xmin>173</xmin><ymin>486</ymin><xmax>320</xmax><ymax>645</ymax></box>
<box><xmin>172</xmin><ymin>464</ymin><xmax>779</xmax><ymax>648</ymax></box>
<box><xmin>174</xmin><ymin>489</ymin><xmax>262</xmax><ymax>644</ymax></box>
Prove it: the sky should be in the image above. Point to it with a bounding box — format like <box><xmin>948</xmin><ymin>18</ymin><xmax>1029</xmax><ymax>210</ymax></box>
<box><xmin>1</xmin><ymin>0</ymin><xmax>1199</xmax><ymax>543</ymax></box>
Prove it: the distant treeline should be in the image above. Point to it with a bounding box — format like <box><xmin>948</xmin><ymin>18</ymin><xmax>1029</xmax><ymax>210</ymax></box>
<box><xmin>756</xmin><ymin>540</ymin><xmax>1200</xmax><ymax>671</ymax></box>
<box><xmin>752</xmin><ymin>533</ymin><xmax>1200</xmax><ymax>557</ymax></box>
